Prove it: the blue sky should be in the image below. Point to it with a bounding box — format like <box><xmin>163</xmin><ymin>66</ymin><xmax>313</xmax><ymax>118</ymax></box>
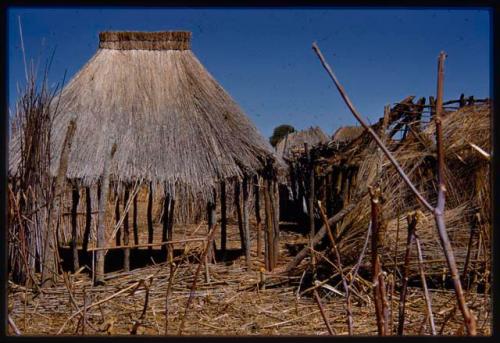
<box><xmin>7</xmin><ymin>8</ymin><xmax>491</xmax><ymax>138</ymax></box>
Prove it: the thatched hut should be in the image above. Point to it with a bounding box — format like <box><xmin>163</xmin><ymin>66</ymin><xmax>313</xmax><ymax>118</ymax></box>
<box><xmin>9</xmin><ymin>31</ymin><xmax>283</xmax><ymax>284</ymax></box>
<box><xmin>276</xmin><ymin>126</ymin><xmax>329</xmax><ymax>160</ymax></box>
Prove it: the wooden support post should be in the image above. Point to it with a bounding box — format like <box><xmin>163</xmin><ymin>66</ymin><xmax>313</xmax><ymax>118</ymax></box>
<box><xmin>71</xmin><ymin>183</ymin><xmax>80</xmax><ymax>272</ymax></box>
<box><xmin>242</xmin><ymin>176</ymin><xmax>251</xmax><ymax>268</ymax></box>
<box><xmin>114</xmin><ymin>189</ymin><xmax>121</xmax><ymax>247</ymax></box>
<box><xmin>207</xmin><ymin>190</ymin><xmax>217</xmax><ymax>264</ymax></box>
<box><xmin>271</xmin><ymin>179</ymin><xmax>280</xmax><ymax>267</ymax></box>
<box><xmin>234</xmin><ymin>181</ymin><xmax>245</xmax><ymax>253</ymax></box>
<box><xmin>167</xmin><ymin>197</ymin><xmax>175</xmax><ymax>262</ymax></box>
<box><xmin>133</xmin><ymin>191</ymin><xmax>139</xmax><ymax>245</ymax></box>
<box><xmin>305</xmin><ymin>143</ymin><xmax>315</xmax><ymax>237</ymax></box>
<box><xmin>95</xmin><ymin>143</ymin><xmax>117</xmax><ymax>286</ymax></box>
<box><xmin>82</xmin><ymin>186</ymin><xmax>92</xmax><ymax>253</ymax></box>
<box><xmin>263</xmin><ymin>178</ymin><xmax>274</xmax><ymax>271</ymax></box>
<box><xmin>147</xmin><ymin>182</ymin><xmax>154</xmax><ymax>255</ymax></box>
<box><xmin>162</xmin><ymin>191</ymin><xmax>171</xmax><ymax>258</ymax></box>
<box><xmin>369</xmin><ymin>186</ymin><xmax>388</xmax><ymax>336</ymax></box>
<box><xmin>220</xmin><ymin>181</ymin><xmax>227</xmax><ymax>257</ymax></box>
<box><xmin>254</xmin><ymin>176</ymin><xmax>262</xmax><ymax>259</ymax></box>
<box><xmin>123</xmin><ymin>186</ymin><xmax>130</xmax><ymax>271</ymax></box>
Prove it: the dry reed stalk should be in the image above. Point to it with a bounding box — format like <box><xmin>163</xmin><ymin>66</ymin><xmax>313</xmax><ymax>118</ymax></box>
<box><xmin>242</xmin><ymin>177</ymin><xmax>252</xmax><ymax>268</ymax></box>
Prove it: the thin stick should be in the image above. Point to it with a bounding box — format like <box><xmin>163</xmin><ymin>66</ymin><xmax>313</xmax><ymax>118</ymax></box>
<box><xmin>8</xmin><ymin>315</ymin><xmax>21</xmax><ymax>335</ymax></box>
<box><xmin>415</xmin><ymin>234</ymin><xmax>437</xmax><ymax>335</ymax></box>
<box><xmin>313</xmin><ymin>289</ymin><xmax>335</xmax><ymax>335</ymax></box>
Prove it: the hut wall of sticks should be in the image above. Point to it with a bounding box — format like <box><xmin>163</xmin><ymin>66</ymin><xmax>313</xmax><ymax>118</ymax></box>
<box><xmin>8</xmin><ymin>31</ymin><xmax>285</xmax><ymax>289</ymax></box>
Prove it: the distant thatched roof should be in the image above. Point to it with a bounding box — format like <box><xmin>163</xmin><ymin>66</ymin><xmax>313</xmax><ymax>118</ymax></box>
<box><xmin>275</xmin><ymin>126</ymin><xmax>329</xmax><ymax>159</ymax></box>
<box><xmin>332</xmin><ymin>125</ymin><xmax>365</xmax><ymax>144</ymax></box>
<box><xmin>9</xmin><ymin>31</ymin><xmax>282</xmax><ymax>202</ymax></box>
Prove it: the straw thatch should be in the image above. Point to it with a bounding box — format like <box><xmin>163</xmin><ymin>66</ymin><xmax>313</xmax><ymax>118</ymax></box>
<box><xmin>9</xmin><ymin>31</ymin><xmax>282</xmax><ymax>206</ymax></box>
<box><xmin>275</xmin><ymin>126</ymin><xmax>329</xmax><ymax>160</ymax></box>
<box><xmin>331</xmin><ymin>126</ymin><xmax>364</xmax><ymax>144</ymax></box>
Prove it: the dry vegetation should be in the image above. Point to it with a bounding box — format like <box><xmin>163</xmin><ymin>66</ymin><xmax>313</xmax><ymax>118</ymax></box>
<box><xmin>7</xmin><ymin>31</ymin><xmax>491</xmax><ymax>336</ymax></box>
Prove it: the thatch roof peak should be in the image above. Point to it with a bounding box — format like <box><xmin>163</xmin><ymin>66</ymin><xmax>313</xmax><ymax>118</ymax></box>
<box><xmin>99</xmin><ymin>31</ymin><xmax>192</xmax><ymax>50</ymax></box>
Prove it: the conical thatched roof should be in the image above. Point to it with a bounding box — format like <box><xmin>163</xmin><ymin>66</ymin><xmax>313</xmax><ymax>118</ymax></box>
<box><xmin>10</xmin><ymin>31</ymin><xmax>282</xmax><ymax>201</ymax></box>
<box><xmin>275</xmin><ymin>126</ymin><xmax>329</xmax><ymax>159</ymax></box>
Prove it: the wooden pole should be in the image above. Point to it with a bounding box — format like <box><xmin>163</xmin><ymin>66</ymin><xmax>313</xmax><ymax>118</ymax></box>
<box><xmin>167</xmin><ymin>197</ymin><xmax>175</xmax><ymax>262</ymax></box>
<box><xmin>234</xmin><ymin>181</ymin><xmax>245</xmax><ymax>253</ymax></box>
<box><xmin>123</xmin><ymin>186</ymin><xmax>130</xmax><ymax>271</ymax></box>
<box><xmin>207</xmin><ymin>190</ymin><xmax>217</xmax><ymax>264</ymax></box>
<box><xmin>71</xmin><ymin>183</ymin><xmax>80</xmax><ymax>272</ymax></box>
<box><xmin>271</xmin><ymin>179</ymin><xmax>280</xmax><ymax>267</ymax></box>
<box><xmin>161</xmin><ymin>191</ymin><xmax>171</xmax><ymax>258</ymax></box>
<box><xmin>254</xmin><ymin>176</ymin><xmax>262</xmax><ymax>259</ymax></box>
<box><xmin>369</xmin><ymin>186</ymin><xmax>388</xmax><ymax>336</ymax></box>
<box><xmin>95</xmin><ymin>143</ymin><xmax>117</xmax><ymax>286</ymax></box>
<box><xmin>242</xmin><ymin>176</ymin><xmax>251</xmax><ymax>268</ymax></box>
<box><xmin>220</xmin><ymin>181</ymin><xmax>227</xmax><ymax>258</ymax></box>
<box><xmin>82</xmin><ymin>186</ymin><xmax>92</xmax><ymax>253</ymax></box>
<box><xmin>147</xmin><ymin>182</ymin><xmax>154</xmax><ymax>255</ymax></box>
<box><xmin>263</xmin><ymin>177</ymin><xmax>274</xmax><ymax>271</ymax></box>
<box><xmin>114</xmin><ymin>189</ymin><xmax>121</xmax><ymax>247</ymax></box>
<box><xmin>133</xmin><ymin>191</ymin><xmax>139</xmax><ymax>245</ymax></box>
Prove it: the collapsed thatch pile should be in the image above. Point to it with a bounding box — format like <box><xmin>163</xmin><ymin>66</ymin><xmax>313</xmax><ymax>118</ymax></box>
<box><xmin>9</xmin><ymin>31</ymin><xmax>283</xmax><ymax>220</ymax></box>
<box><xmin>292</xmin><ymin>99</ymin><xmax>491</xmax><ymax>281</ymax></box>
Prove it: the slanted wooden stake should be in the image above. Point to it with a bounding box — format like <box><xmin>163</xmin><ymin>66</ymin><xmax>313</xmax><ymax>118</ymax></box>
<box><xmin>82</xmin><ymin>186</ymin><xmax>92</xmax><ymax>253</ymax></box>
<box><xmin>147</xmin><ymin>182</ymin><xmax>154</xmax><ymax>255</ymax></box>
<box><xmin>133</xmin><ymin>191</ymin><xmax>139</xmax><ymax>245</ymax></box>
<box><xmin>123</xmin><ymin>186</ymin><xmax>130</xmax><ymax>271</ymax></box>
<box><xmin>71</xmin><ymin>183</ymin><xmax>80</xmax><ymax>272</ymax></box>
<box><xmin>95</xmin><ymin>142</ymin><xmax>117</xmax><ymax>286</ymax></box>
<box><xmin>220</xmin><ymin>181</ymin><xmax>227</xmax><ymax>258</ymax></box>
<box><xmin>242</xmin><ymin>176</ymin><xmax>251</xmax><ymax>268</ymax></box>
